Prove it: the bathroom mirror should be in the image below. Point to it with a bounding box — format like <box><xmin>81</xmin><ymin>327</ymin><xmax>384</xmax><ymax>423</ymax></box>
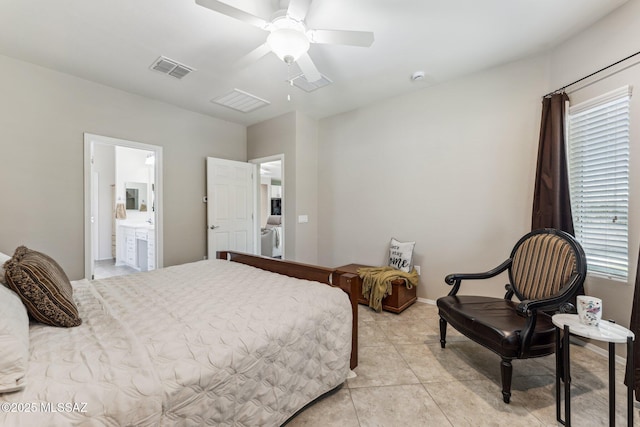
<box><xmin>125</xmin><ymin>182</ymin><xmax>148</xmax><ymax>211</ymax></box>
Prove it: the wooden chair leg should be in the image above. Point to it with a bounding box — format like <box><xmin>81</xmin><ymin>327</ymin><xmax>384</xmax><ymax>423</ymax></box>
<box><xmin>439</xmin><ymin>317</ymin><xmax>447</xmax><ymax>348</ymax></box>
<box><xmin>501</xmin><ymin>358</ymin><xmax>513</xmax><ymax>403</ymax></box>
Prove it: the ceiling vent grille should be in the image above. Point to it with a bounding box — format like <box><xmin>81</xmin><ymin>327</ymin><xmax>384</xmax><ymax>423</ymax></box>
<box><xmin>211</xmin><ymin>89</ymin><xmax>270</xmax><ymax>113</ymax></box>
<box><xmin>150</xmin><ymin>56</ymin><xmax>194</xmax><ymax>79</ymax></box>
<box><xmin>290</xmin><ymin>73</ymin><xmax>332</xmax><ymax>92</ymax></box>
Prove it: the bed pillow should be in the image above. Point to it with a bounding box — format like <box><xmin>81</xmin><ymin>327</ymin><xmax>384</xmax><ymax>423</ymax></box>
<box><xmin>388</xmin><ymin>238</ymin><xmax>415</xmax><ymax>273</ymax></box>
<box><xmin>0</xmin><ymin>285</ymin><xmax>29</xmax><ymax>393</ymax></box>
<box><xmin>4</xmin><ymin>246</ymin><xmax>82</xmax><ymax>327</ymax></box>
<box><xmin>0</xmin><ymin>251</ymin><xmax>11</xmax><ymax>285</ymax></box>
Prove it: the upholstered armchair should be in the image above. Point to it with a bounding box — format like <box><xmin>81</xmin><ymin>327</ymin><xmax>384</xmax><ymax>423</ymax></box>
<box><xmin>437</xmin><ymin>228</ymin><xmax>587</xmax><ymax>403</ymax></box>
<box><xmin>260</xmin><ymin>215</ymin><xmax>282</xmax><ymax>258</ymax></box>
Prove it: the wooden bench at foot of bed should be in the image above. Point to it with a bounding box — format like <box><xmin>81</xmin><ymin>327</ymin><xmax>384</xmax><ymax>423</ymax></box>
<box><xmin>216</xmin><ymin>251</ymin><xmax>358</xmax><ymax>369</ymax></box>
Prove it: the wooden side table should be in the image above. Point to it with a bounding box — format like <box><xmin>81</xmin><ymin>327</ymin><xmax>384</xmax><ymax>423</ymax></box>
<box><xmin>333</xmin><ymin>264</ymin><xmax>417</xmax><ymax>313</ymax></box>
<box><xmin>552</xmin><ymin>313</ymin><xmax>635</xmax><ymax>427</ymax></box>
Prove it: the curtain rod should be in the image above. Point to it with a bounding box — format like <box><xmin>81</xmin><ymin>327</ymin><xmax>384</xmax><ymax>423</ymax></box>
<box><xmin>543</xmin><ymin>49</ymin><xmax>640</xmax><ymax>98</ymax></box>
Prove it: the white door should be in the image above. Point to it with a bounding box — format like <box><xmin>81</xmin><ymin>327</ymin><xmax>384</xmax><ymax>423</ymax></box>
<box><xmin>206</xmin><ymin>157</ymin><xmax>256</xmax><ymax>259</ymax></box>
<box><xmin>91</xmin><ymin>171</ymin><xmax>99</xmax><ymax>276</ymax></box>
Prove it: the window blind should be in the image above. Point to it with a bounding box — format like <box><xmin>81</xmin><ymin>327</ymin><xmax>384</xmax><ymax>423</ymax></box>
<box><xmin>567</xmin><ymin>86</ymin><xmax>631</xmax><ymax>280</ymax></box>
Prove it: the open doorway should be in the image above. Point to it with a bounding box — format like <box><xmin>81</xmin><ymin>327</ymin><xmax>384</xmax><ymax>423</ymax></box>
<box><xmin>250</xmin><ymin>155</ymin><xmax>284</xmax><ymax>259</ymax></box>
<box><xmin>84</xmin><ymin>134</ymin><xmax>163</xmax><ymax>280</ymax></box>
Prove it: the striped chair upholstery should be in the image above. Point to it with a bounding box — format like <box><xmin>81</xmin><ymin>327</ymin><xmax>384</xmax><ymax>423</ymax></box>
<box><xmin>511</xmin><ymin>233</ymin><xmax>578</xmax><ymax>301</ymax></box>
<box><xmin>436</xmin><ymin>229</ymin><xmax>586</xmax><ymax>404</ymax></box>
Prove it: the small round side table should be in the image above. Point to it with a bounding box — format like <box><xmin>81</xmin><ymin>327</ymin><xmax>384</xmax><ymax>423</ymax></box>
<box><xmin>552</xmin><ymin>313</ymin><xmax>635</xmax><ymax>427</ymax></box>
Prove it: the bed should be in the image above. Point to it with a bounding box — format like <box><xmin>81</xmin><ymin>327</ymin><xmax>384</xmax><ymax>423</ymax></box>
<box><xmin>0</xmin><ymin>250</ymin><xmax>359</xmax><ymax>427</ymax></box>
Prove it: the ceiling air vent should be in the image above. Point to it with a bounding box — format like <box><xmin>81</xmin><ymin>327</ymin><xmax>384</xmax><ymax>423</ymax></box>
<box><xmin>211</xmin><ymin>89</ymin><xmax>270</xmax><ymax>113</ymax></box>
<box><xmin>150</xmin><ymin>56</ymin><xmax>194</xmax><ymax>79</ymax></box>
<box><xmin>290</xmin><ymin>73</ymin><xmax>332</xmax><ymax>92</ymax></box>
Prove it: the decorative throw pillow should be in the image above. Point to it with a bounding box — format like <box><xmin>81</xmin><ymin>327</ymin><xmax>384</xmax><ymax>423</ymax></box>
<box><xmin>388</xmin><ymin>238</ymin><xmax>415</xmax><ymax>273</ymax></box>
<box><xmin>4</xmin><ymin>246</ymin><xmax>82</xmax><ymax>327</ymax></box>
<box><xmin>0</xmin><ymin>251</ymin><xmax>11</xmax><ymax>285</ymax></box>
<box><xmin>0</xmin><ymin>285</ymin><xmax>29</xmax><ymax>393</ymax></box>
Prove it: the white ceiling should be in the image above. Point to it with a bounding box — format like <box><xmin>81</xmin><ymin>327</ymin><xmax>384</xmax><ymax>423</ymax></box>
<box><xmin>0</xmin><ymin>0</ymin><xmax>627</xmax><ymax>126</ymax></box>
<box><xmin>260</xmin><ymin>160</ymin><xmax>282</xmax><ymax>180</ymax></box>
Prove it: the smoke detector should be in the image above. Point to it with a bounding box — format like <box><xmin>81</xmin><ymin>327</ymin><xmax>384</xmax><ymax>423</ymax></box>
<box><xmin>411</xmin><ymin>71</ymin><xmax>426</xmax><ymax>82</ymax></box>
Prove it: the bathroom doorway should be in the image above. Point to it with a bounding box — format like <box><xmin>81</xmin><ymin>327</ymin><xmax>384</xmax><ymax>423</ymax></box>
<box><xmin>84</xmin><ymin>133</ymin><xmax>163</xmax><ymax>280</ymax></box>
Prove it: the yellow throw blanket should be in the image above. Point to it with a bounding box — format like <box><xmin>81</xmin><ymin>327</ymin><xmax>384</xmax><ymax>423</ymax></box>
<box><xmin>357</xmin><ymin>266</ymin><xmax>419</xmax><ymax>312</ymax></box>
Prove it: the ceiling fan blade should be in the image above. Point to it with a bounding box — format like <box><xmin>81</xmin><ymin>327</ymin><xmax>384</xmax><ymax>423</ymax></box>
<box><xmin>296</xmin><ymin>53</ymin><xmax>322</xmax><ymax>83</ymax></box>
<box><xmin>195</xmin><ymin>0</ymin><xmax>268</xmax><ymax>29</ymax></box>
<box><xmin>233</xmin><ymin>43</ymin><xmax>272</xmax><ymax>69</ymax></box>
<box><xmin>286</xmin><ymin>0</ymin><xmax>312</xmax><ymax>22</ymax></box>
<box><xmin>308</xmin><ymin>29</ymin><xmax>374</xmax><ymax>47</ymax></box>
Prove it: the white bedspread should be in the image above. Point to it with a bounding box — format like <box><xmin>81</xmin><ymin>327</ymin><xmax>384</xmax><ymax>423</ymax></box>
<box><xmin>0</xmin><ymin>259</ymin><xmax>352</xmax><ymax>426</ymax></box>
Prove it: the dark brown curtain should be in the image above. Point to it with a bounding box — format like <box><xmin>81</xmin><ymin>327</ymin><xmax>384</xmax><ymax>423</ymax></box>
<box><xmin>625</xmin><ymin>251</ymin><xmax>640</xmax><ymax>400</ymax></box>
<box><xmin>531</xmin><ymin>93</ymin><xmax>582</xmax><ymax>306</ymax></box>
<box><xmin>531</xmin><ymin>92</ymin><xmax>574</xmax><ymax>235</ymax></box>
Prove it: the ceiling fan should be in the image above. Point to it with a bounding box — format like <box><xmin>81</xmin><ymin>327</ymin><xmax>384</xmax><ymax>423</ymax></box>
<box><xmin>195</xmin><ymin>0</ymin><xmax>374</xmax><ymax>83</ymax></box>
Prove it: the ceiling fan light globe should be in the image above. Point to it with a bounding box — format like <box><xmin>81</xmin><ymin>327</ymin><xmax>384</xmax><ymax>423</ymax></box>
<box><xmin>267</xmin><ymin>28</ymin><xmax>310</xmax><ymax>63</ymax></box>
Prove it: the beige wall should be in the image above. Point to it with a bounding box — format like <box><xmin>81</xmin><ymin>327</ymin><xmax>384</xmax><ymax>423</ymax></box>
<box><xmin>317</xmin><ymin>55</ymin><xmax>547</xmax><ymax>298</ymax></box>
<box><xmin>294</xmin><ymin>113</ymin><xmax>319</xmax><ymax>264</ymax></box>
<box><xmin>0</xmin><ymin>54</ymin><xmax>246</xmax><ymax>280</ymax></box>
<box><xmin>247</xmin><ymin>111</ymin><xmax>320</xmax><ymax>264</ymax></box>
<box><xmin>546</xmin><ymin>0</ymin><xmax>640</xmax><ymax>329</ymax></box>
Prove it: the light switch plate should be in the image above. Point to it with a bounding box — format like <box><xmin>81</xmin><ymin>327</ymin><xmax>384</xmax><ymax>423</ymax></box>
<box><xmin>298</xmin><ymin>215</ymin><xmax>309</xmax><ymax>223</ymax></box>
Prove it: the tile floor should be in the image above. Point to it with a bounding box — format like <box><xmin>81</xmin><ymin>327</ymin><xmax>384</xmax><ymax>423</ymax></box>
<box><xmin>93</xmin><ymin>259</ymin><xmax>137</xmax><ymax>280</ymax></box>
<box><xmin>287</xmin><ymin>301</ymin><xmax>639</xmax><ymax>427</ymax></box>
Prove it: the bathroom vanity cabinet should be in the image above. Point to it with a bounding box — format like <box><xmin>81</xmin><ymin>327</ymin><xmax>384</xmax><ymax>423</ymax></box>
<box><xmin>116</xmin><ymin>223</ymin><xmax>155</xmax><ymax>272</ymax></box>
